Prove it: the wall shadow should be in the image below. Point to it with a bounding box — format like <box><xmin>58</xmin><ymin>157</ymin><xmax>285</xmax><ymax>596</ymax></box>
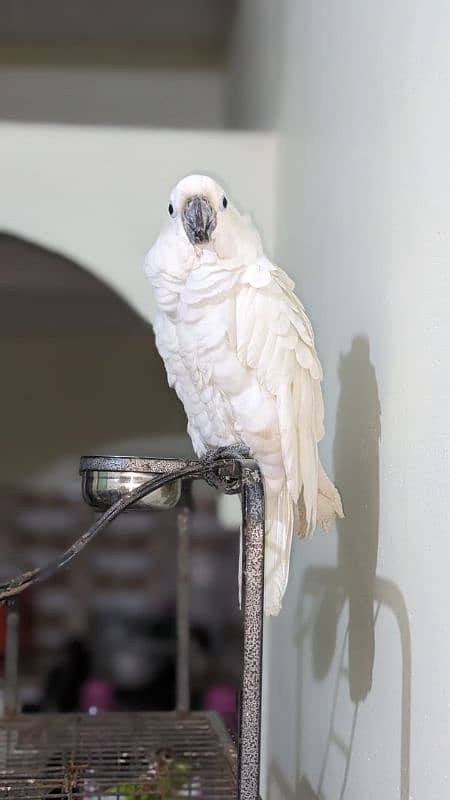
<box><xmin>267</xmin><ymin>335</ymin><xmax>411</xmax><ymax>800</ymax></box>
<box><xmin>319</xmin><ymin>335</ymin><xmax>381</xmax><ymax>699</ymax></box>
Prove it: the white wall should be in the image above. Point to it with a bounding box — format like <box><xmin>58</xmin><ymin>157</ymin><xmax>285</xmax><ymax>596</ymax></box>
<box><xmin>0</xmin><ymin>123</ymin><xmax>277</xmax><ymax>325</ymax></box>
<box><xmin>231</xmin><ymin>2</ymin><xmax>450</xmax><ymax>799</ymax></box>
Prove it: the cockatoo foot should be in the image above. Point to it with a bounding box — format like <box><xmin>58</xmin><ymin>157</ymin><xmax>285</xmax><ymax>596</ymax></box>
<box><xmin>201</xmin><ymin>442</ymin><xmax>251</xmax><ymax>493</ymax></box>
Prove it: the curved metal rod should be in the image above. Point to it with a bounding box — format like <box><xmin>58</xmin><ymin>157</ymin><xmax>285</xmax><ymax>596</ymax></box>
<box><xmin>0</xmin><ymin>462</ymin><xmax>207</xmax><ymax>604</ymax></box>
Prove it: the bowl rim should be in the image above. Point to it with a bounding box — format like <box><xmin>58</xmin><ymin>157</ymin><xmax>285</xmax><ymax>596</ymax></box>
<box><xmin>79</xmin><ymin>455</ymin><xmax>193</xmax><ymax>475</ymax></box>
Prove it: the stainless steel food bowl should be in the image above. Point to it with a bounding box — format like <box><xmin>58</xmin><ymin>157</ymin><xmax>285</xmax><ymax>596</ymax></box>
<box><xmin>79</xmin><ymin>456</ymin><xmax>186</xmax><ymax>511</ymax></box>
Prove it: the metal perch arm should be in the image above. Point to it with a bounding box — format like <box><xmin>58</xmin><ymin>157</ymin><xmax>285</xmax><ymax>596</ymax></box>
<box><xmin>0</xmin><ymin>462</ymin><xmax>201</xmax><ymax>603</ymax></box>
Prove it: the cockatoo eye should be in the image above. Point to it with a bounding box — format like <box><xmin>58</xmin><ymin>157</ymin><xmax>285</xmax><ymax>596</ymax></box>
<box><xmin>220</xmin><ymin>196</ymin><xmax>228</xmax><ymax>210</ymax></box>
<box><xmin>168</xmin><ymin>202</ymin><xmax>176</xmax><ymax>218</ymax></box>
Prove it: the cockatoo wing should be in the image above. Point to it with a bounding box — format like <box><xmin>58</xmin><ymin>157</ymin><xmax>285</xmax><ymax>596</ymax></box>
<box><xmin>235</xmin><ymin>257</ymin><xmax>325</xmax><ymax>535</ymax></box>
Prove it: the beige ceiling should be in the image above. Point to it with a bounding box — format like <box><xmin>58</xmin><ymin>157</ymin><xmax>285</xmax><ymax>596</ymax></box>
<box><xmin>0</xmin><ymin>0</ymin><xmax>237</xmax><ymax>62</ymax></box>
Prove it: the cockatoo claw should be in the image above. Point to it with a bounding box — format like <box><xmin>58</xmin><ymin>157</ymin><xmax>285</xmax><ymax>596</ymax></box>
<box><xmin>208</xmin><ymin>442</ymin><xmax>251</xmax><ymax>460</ymax></box>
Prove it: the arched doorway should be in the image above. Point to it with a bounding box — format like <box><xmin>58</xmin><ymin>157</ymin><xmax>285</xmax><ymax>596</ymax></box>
<box><xmin>0</xmin><ymin>234</ymin><xmax>241</xmax><ymax>714</ymax></box>
<box><xmin>0</xmin><ymin>232</ymin><xmax>187</xmax><ymax>486</ymax></box>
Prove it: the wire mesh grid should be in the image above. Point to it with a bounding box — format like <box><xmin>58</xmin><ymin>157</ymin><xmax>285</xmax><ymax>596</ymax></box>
<box><xmin>0</xmin><ymin>711</ymin><xmax>237</xmax><ymax>799</ymax></box>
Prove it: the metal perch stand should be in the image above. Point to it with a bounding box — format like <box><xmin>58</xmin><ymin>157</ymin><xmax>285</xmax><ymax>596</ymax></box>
<box><xmin>0</xmin><ymin>453</ymin><xmax>265</xmax><ymax>800</ymax></box>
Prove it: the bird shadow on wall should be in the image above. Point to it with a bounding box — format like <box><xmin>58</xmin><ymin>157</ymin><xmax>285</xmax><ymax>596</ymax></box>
<box><xmin>267</xmin><ymin>336</ymin><xmax>411</xmax><ymax>800</ymax></box>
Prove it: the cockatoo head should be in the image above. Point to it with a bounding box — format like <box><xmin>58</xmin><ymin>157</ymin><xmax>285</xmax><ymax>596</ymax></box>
<box><xmin>165</xmin><ymin>174</ymin><xmax>261</xmax><ymax>260</ymax></box>
<box><xmin>145</xmin><ymin>174</ymin><xmax>263</xmax><ymax>286</ymax></box>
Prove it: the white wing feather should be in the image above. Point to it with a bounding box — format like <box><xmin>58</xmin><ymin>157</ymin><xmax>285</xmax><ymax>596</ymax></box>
<box><xmin>236</xmin><ymin>263</ymin><xmax>324</xmax><ymax>535</ymax></box>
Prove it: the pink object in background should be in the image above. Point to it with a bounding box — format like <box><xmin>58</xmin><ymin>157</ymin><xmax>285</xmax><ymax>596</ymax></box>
<box><xmin>79</xmin><ymin>679</ymin><xmax>115</xmax><ymax>714</ymax></box>
<box><xmin>204</xmin><ymin>686</ymin><xmax>236</xmax><ymax>713</ymax></box>
<box><xmin>204</xmin><ymin>686</ymin><xmax>237</xmax><ymax>735</ymax></box>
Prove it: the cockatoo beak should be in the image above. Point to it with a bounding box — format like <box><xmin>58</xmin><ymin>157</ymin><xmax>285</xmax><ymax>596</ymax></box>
<box><xmin>182</xmin><ymin>195</ymin><xmax>217</xmax><ymax>244</ymax></box>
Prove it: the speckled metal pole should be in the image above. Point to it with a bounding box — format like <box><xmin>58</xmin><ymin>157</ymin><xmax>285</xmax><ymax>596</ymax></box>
<box><xmin>238</xmin><ymin>459</ymin><xmax>265</xmax><ymax>800</ymax></box>
<box><xmin>176</xmin><ymin>503</ymin><xmax>190</xmax><ymax>713</ymax></box>
<box><xmin>4</xmin><ymin>601</ymin><xmax>19</xmax><ymax>717</ymax></box>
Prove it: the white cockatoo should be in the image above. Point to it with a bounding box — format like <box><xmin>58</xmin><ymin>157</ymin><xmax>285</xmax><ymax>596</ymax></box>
<box><xmin>145</xmin><ymin>174</ymin><xmax>343</xmax><ymax>615</ymax></box>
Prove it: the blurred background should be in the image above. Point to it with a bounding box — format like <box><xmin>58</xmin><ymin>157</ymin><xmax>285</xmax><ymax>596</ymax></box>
<box><xmin>2</xmin><ymin>3</ymin><xmax>450</xmax><ymax>800</ymax></box>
